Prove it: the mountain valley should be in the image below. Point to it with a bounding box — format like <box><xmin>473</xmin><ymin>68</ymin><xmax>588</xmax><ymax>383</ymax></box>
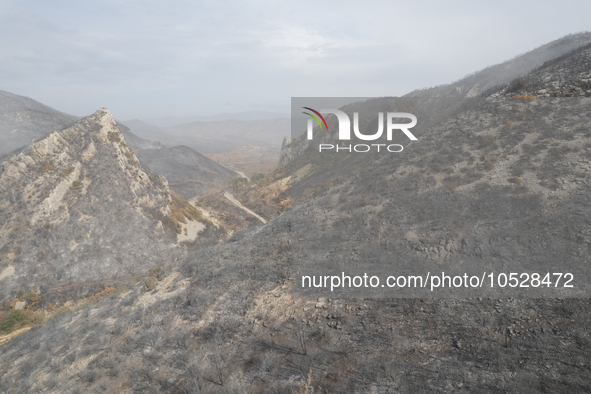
<box><xmin>0</xmin><ymin>32</ymin><xmax>591</xmax><ymax>393</ymax></box>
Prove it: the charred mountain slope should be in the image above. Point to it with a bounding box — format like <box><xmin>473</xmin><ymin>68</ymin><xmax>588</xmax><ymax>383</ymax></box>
<box><xmin>0</xmin><ymin>90</ymin><xmax>78</xmax><ymax>157</ymax></box>
<box><xmin>1</xmin><ymin>235</ymin><xmax>589</xmax><ymax>393</ymax></box>
<box><xmin>1</xmin><ymin>88</ymin><xmax>591</xmax><ymax>392</ymax></box>
<box><xmin>406</xmin><ymin>31</ymin><xmax>591</xmax><ymax>98</ymax></box>
<box><xmin>117</xmin><ymin>122</ymin><xmax>164</xmax><ymax>151</ymax></box>
<box><xmin>0</xmin><ymin>109</ymin><xmax>179</xmax><ymax>303</ymax></box>
<box><xmin>498</xmin><ymin>42</ymin><xmax>591</xmax><ymax>98</ymax></box>
<box><xmin>280</xmin><ymin>33</ymin><xmax>591</xmax><ymax>186</ymax></box>
<box><xmin>1</xmin><ymin>37</ymin><xmax>591</xmax><ymax>393</ymax></box>
<box><xmin>136</xmin><ymin>145</ymin><xmax>236</xmax><ymax>199</ymax></box>
<box><xmin>117</xmin><ymin>122</ymin><xmax>235</xmax><ymax>199</ymax></box>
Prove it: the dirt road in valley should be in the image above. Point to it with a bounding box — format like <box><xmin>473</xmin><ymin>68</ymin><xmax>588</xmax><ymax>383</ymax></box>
<box><xmin>224</xmin><ymin>191</ymin><xmax>267</xmax><ymax>224</ymax></box>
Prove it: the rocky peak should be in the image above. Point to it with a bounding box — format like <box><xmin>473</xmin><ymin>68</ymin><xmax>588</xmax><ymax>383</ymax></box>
<box><xmin>0</xmin><ymin>109</ymin><xmax>178</xmax><ymax>302</ymax></box>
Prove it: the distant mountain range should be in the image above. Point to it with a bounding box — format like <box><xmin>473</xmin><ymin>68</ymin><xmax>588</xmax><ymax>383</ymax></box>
<box><xmin>139</xmin><ymin>110</ymin><xmax>289</xmax><ymax>128</ymax></box>
<box><xmin>119</xmin><ymin>116</ymin><xmax>291</xmax><ymax>176</ymax></box>
<box><xmin>120</xmin><ymin>117</ymin><xmax>290</xmax><ymax>155</ymax></box>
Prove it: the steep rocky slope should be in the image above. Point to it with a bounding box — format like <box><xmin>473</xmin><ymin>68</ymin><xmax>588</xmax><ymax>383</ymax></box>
<box><xmin>0</xmin><ymin>109</ymin><xmax>180</xmax><ymax>302</ymax></box>
<box><xmin>1</xmin><ymin>94</ymin><xmax>590</xmax><ymax>390</ymax></box>
<box><xmin>0</xmin><ymin>90</ymin><xmax>234</xmax><ymax>203</ymax></box>
<box><xmin>280</xmin><ymin>32</ymin><xmax>591</xmax><ymax>171</ymax></box>
<box><xmin>499</xmin><ymin>42</ymin><xmax>591</xmax><ymax>98</ymax></box>
<box><xmin>407</xmin><ymin>31</ymin><xmax>591</xmax><ymax>98</ymax></box>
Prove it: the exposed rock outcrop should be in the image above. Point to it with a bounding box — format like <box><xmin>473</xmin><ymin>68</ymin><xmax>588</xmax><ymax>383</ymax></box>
<box><xmin>278</xmin><ymin>136</ymin><xmax>293</xmax><ymax>168</ymax></box>
<box><xmin>0</xmin><ymin>109</ymin><xmax>179</xmax><ymax>302</ymax></box>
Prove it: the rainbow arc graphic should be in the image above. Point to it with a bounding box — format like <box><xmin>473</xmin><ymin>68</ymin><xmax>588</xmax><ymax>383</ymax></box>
<box><xmin>302</xmin><ymin>107</ymin><xmax>328</xmax><ymax>132</ymax></box>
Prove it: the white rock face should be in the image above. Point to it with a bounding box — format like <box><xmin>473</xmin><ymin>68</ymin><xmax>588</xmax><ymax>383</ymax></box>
<box><xmin>0</xmin><ymin>265</ymin><xmax>14</xmax><ymax>281</ymax></box>
<box><xmin>30</xmin><ymin>162</ymin><xmax>81</xmax><ymax>226</ymax></box>
<box><xmin>0</xmin><ymin>108</ymin><xmax>178</xmax><ymax>302</ymax></box>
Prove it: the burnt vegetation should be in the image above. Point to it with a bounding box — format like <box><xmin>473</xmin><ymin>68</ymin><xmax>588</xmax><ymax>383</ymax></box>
<box><xmin>2</xmin><ymin>34</ymin><xmax>591</xmax><ymax>393</ymax></box>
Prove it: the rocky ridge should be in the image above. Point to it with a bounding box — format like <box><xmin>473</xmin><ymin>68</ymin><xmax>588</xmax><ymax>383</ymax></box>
<box><xmin>407</xmin><ymin>31</ymin><xmax>591</xmax><ymax>98</ymax></box>
<box><xmin>497</xmin><ymin>42</ymin><xmax>591</xmax><ymax>98</ymax></box>
<box><xmin>0</xmin><ymin>109</ymin><xmax>179</xmax><ymax>302</ymax></box>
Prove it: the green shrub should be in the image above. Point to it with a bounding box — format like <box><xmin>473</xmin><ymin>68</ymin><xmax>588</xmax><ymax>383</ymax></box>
<box><xmin>0</xmin><ymin>309</ymin><xmax>27</xmax><ymax>334</ymax></box>
<box><xmin>251</xmin><ymin>173</ymin><xmax>264</xmax><ymax>183</ymax></box>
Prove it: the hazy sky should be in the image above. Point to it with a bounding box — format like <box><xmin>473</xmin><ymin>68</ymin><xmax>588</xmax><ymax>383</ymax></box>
<box><xmin>0</xmin><ymin>0</ymin><xmax>589</xmax><ymax>120</ymax></box>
